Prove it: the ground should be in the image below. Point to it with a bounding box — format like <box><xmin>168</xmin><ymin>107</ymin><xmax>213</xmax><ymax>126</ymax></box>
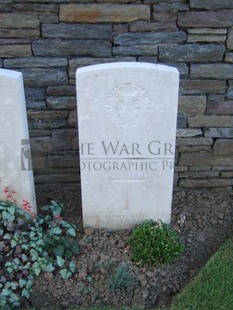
<box><xmin>28</xmin><ymin>187</ymin><xmax>233</xmax><ymax>309</ymax></box>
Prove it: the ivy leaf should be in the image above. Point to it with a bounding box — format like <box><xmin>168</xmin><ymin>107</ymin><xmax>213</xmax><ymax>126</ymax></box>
<box><xmin>22</xmin><ymin>288</ymin><xmax>30</xmax><ymax>299</ymax></box>
<box><xmin>54</xmin><ymin>245</ymin><xmax>65</xmax><ymax>257</ymax></box>
<box><xmin>60</xmin><ymin>269</ymin><xmax>72</xmax><ymax>280</ymax></box>
<box><xmin>50</xmin><ymin>200</ymin><xmax>60</xmax><ymax>208</ymax></box>
<box><xmin>44</xmin><ymin>263</ymin><xmax>55</xmax><ymax>273</ymax></box>
<box><xmin>56</xmin><ymin>256</ymin><xmax>65</xmax><ymax>267</ymax></box>
<box><xmin>67</xmin><ymin>227</ymin><xmax>76</xmax><ymax>237</ymax></box>
<box><xmin>10</xmin><ymin>239</ymin><xmax>17</xmax><ymax>248</ymax></box>
<box><xmin>34</xmin><ymin>267</ymin><xmax>41</xmax><ymax>276</ymax></box>
<box><xmin>71</xmin><ymin>244</ymin><xmax>80</xmax><ymax>255</ymax></box>
<box><xmin>19</xmin><ymin>279</ymin><xmax>27</xmax><ymax>288</ymax></box>
<box><xmin>64</xmin><ymin>250</ymin><xmax>73</xmax><ymax>259</ymax></box>
<box><xmin>69</xmin><ymin>261</ymin><xmax>76</xmax><ymax>273</ymax></box>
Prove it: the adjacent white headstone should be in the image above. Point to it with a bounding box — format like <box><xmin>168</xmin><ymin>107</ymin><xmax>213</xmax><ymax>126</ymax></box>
<box><xmin>76</xmin><ymin>62</ymin><xmax>179</xmax><ymax>230</ymax></box>
<box><xmin>0</xmin><ymin>69</ymin><xmax>37</xmax><ymax>214</ymax></box>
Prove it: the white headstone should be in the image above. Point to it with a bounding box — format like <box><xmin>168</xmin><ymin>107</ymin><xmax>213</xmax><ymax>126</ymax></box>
<box><xmin>0</xmin><ymin>69</ymin><xmax>37</xmax><ymax>214</ymax></box>
<box><xmin>76</xmin><ymin>62</ymin><xmax>179</xmax><ymax>230</ymax></box>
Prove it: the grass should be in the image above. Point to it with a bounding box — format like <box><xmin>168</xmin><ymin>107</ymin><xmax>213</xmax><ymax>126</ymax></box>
<box><xmin>170</xmin><ymin>237</ymin><xmax>233</xmax><ymax>310</ymax></box>
<box><xmin>27</xmin><ymin>238</ymin><xmax>233</xmax><ymax>310</ymax></box>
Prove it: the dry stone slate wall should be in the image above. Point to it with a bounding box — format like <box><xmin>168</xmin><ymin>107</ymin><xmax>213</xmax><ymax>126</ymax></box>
<box><xmin>0</xmin><ymin>0</ymin><xmax>233</xmax><ymax>192</ymax></box>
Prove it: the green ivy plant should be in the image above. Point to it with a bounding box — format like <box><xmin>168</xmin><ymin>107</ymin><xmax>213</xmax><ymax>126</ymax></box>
<box><xmin>0</xmin><ymin>187</ymin><xmax>79</xmax><ymax>309</ymax></box>
<box><xmin>128</xmin><ymin>220</ymin><xmax>184</xmax><ymax>266</ymax></box>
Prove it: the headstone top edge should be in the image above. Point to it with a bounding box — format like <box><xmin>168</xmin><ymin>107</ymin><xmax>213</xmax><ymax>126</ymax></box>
<box><xmin>0</xmin><ymin>69</ymin><xmax>22</xmax><ymax>80</ymax></box>
<box><xmin>76</xmin><ymin>62</ymin><xmax>179</xmax><ymax>77</ymax></box>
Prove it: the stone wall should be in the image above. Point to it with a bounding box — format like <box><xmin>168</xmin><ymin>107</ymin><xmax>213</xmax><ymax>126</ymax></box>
<box><xmin>1</xmin><ymin>0</ymin><xmax>233</xmax><ymax>192</ymax></box>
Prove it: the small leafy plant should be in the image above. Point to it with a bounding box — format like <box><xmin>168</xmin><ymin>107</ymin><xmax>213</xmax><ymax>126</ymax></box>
<box><xmin>0</xmin><ymin>187</ymin><xmax>79</xmax><ymax>309</ymax></box>
<box><xmin>106</xmin><ymin>262</ymin><xmax>138</xmax><ymax>293</ymax></box>
<box><xmin>128</xmin><ymin>220</ymin><xmax>184</xmax><ymax>266</ymax></box>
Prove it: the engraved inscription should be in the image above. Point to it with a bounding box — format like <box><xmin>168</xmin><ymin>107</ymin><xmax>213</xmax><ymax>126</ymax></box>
<box><xmin>105</xmin><ymin>83</ymin><xmax>152</xmax><ymax>127</ymax></box>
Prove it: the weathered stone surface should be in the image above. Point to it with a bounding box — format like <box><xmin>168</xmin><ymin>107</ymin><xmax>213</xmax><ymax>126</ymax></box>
<box><xmin>204</xmin><ymin>128</ymin><xmax>233</xmax><ymax>138</ymax></box>
<box><xmin>153</xmin><ymin>2</ymin><xmax>189</xmax><ymax>11</ymax></box>
<box><xmin>160</xmin><ymin>44</ymin><xmax>224</xmax><ymax>63</ymax></box>
<box><xmin>191</xmin><ymin>64</ymin><xmax>233</xmax><ymax>79</ymax></box>
<box><xmin>29</xmin><ymin>130</ymin><xmax>50</xmax><ymax>137</ymax></box>
<box><xmin>51</xmin><ymin>129</ymin><xmax>78</xmax><ymax>150</ymax></box>
<box><xmin>47</xmin><ymin>97</ymin><xmax>76</xmax><ymax>110</ymax></box>
<box><xmin>175</xmin><ymin>166</ymin><xmax>188</xmax><ymax>172</ymax></box>
<box><xmin>176</xmin><ymin>128</ymin><xmax>202</xmax><ymax>137</ymax></box>
<box><xmin>0</xmin><ymin>39</ymin><xmax>31</xmax><ymax>45</ymax></box>
<box><xmin>179</xmin><ymin>145</ymin><xmax>211</xmax><ymax>152</ymax></box>
<box><xmin>178</xmin><ymin>11</ymin><xmax>233</xmax><ymax>28</ymax></box>
<box><xmin>38</xmin><ymin>13</ymin><xmax>58</xmax><ymax>23</ymax></box>
<box><xmin>28</xmin><ymin>111</ymin><xmax>67</xmax><ymax>120</ymax></box>
<box><xmin>113</xmin><ymin>24</ymin><xmax>128</xmax><ymax>34</ymax></box>
<box><xmin>190</xmin><ymin>0</ymin><xmax>233</xmax><ymax>10</ymax></box>
<box><xmin>176</xmin><ymin>138</ymin><xmax>212</xmax><ymax>146</ymax></box>
<box><xmin>208</xmin><ymin>95</ymin><xmax>226</xmax><ymax>102</ymax></box>
<box><xmin>153</xmin><ymin>11</ymin><xmax>177</xmax><ymax>22</ymax></box>
<box><xmin>68</xmin><ymin>110</ymin><xmax>77</xmax><ymax>128</ymax></box>
<box><xmin>130</xmin><ymin>21</ymin><xmax>177</xmax><ymax>32</ymax></box>
<box><xmin>227</xmin><ymin>88</ymin><xmax>233</xmax><ymax>99</ymax></box>
<box><xmin>163</xmin><ymin>63</ymin><xmax>188</xmax><ymax>78</ymax></box>
<box><xmin>180</xmin><ymin>178</ymin><xmax>233</xmax><ymax>188</ymax></box>
<box><xmin>42</xmin><ymin>24</ymin><xmax>112</xmax><ymax>40</ymax></box>
<box><xmin>26</xmin><ymin>101</ymin><xmax>46</xmax><ymax>110</ymax></box>
<box><xmin>113</xmin><ymin>45</ymin><xmax>158</xmax><ymax>56</ymax></box>
<box><xmin>178</xmin><ymin>95</ymin><xmax>206</xmax><ymax>115</ymax></box>
<box><xmin>0</xmin><ymin>28</ymin><xmax>39</xmax><ymax>38</ymax></box>
<box><xmin>47</xmin><ymin>85</ymin><xmax>76</xmax><ymax>96</ymax></box>
<box><xmin>69</xmin><ymin>57</ymin><xmax>136</xmax><ymax>78</ymax></box>
<box><xmin>47</xmin><ymin>155</ymin><xmax>78</xmax><ymax>169</ymax></box>
<box><xmin>180</xmin><ymin>153</ymin><xmax>233</xmax><ymax>166</ymax></box>
<box><xmin>29</xmin><ymin>119</ymin><xmax>68</xmax><ymax>130</ymax></box>
<box><xmin>190</xmin><ymin>166</ymin><xmax>211</xmax><ymax>171</ymax></box>
<box><xmin>221</xmin><ymin>171</ymin><xmax>233</xmax><ymax>177</ymax></box>
<box><xmin>32</xmin><ymin>157</ymin><xmax>46</xmax><ymax>170</ymax></box>
<box><xmin>25</xmin><ymin>88</ymin><xmax>45</xmax><ymax>101</ymax></box>
<box><xmin>214</xmin><ymin>139</ymin><xmax>233</xmax><ymax>155</ymax></box>
<box><xmin>0</xmin><ymin>45</ymin><xmax>31</xmax><ymax>58</ymax></box>
<box><xmin>30</xmin><ymin>137</ymin><xmax>52</xmax><ymax>154</ymax></box>
<box><xmin>177</xmin><ymin>114</ymin><xmax>187</xmax><ymax>128</ymax></box>
<box><xmin>114</xmin><ymin>31</ymin><xmax>186</xmax><ymax>45</ymax></box>
<box><xmin>32</xmin><ymin>39</ymin><xmax>111</xmax><ymax>57</ymax></box>
<box><xmin>173</xmin><ymin>173</ymin><xmax>178</xmax><ymax>187</ymax></box>
<box><xmin>213</xmin><ymin>165</ymin><xmax>233</xmax><ymax>171</ymax></box>
<box><xmin>0</xmin><ymin>13</ymin><xmax>39</xmax><ymax>28</ymax></box>
<box><xmin>19</xmin><ymin>68</ymin><xmax>67</xmax><ymax>87</ymax></box>
<box><xmin>145</xmin><ymin>0</ymin><xmax>186</xmax><ymax>3</ymax></box>
<box><xmin>96</xmin><ymin>0</ymin><xmax>140</xmax><ymax>3</ymax></box>
<box><xmin>227</xmin><ymin>28</ymin><xmax>233</xmax><ymax>49</ymax></box>
<box><xmin>60</xmin><ymin>4</ymin><xmax>150</xmax><ymax>23</ymax></box>
<box><xmin>4</xmin><ymin>57</ymin><xmax>67</xmax><ymax>68</ymax></box>
<box><xmin>180</xmin><ymin>80</ymin><xmax>226</xmax><ymax>95</ymax></box>
<box><xmin>14</xmin><ymin>0</ymin><xmax>95</xmax><ymax>2</ymax></box>
<box><xmin>14</xmin><ymin>3</ymin><xmax>58</xmax><ymax>12</ymax></box>
<box><xmin>189</xmin><ymin>116</ymin><xmax>233</xmax><ymax>128</ymax></box>
<box><xmin>35</xmin><ymin>173</ymin><xmax>79</xmax><ymax>184</ymax></box>
<box><xmin>206</xmin><ymin>101</ymin><xmax>233</xmax><ymax>115</ymax></box>
<box><xmin>225</xmin><ymin>53</ymin><xmax>233</xmax><ymax>63</ymax></box>
<box><xmin>138</xmin><ymin>56</ymin><xmax>158</xmax><ymax>63</ymax></box>
<box><xmin>187</xmin><ymin>35</ymin><xmax>226</xmax><ymax>43</ymax></box>
<box><xmin>188</xmin><ymin>28</ymin><xmax>227</xmax><ymax>35</ymax></box>
<box><xmin>180</xmin><ymin>171</ymin><xmax>219</xmax><ymax>178</ymax></box>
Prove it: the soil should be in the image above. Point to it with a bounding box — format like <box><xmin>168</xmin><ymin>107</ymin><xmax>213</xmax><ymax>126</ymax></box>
<box><xmin>27</xmin><ymin>186</ymin><xmax>233</xmax><ymax>309</ymax></box>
